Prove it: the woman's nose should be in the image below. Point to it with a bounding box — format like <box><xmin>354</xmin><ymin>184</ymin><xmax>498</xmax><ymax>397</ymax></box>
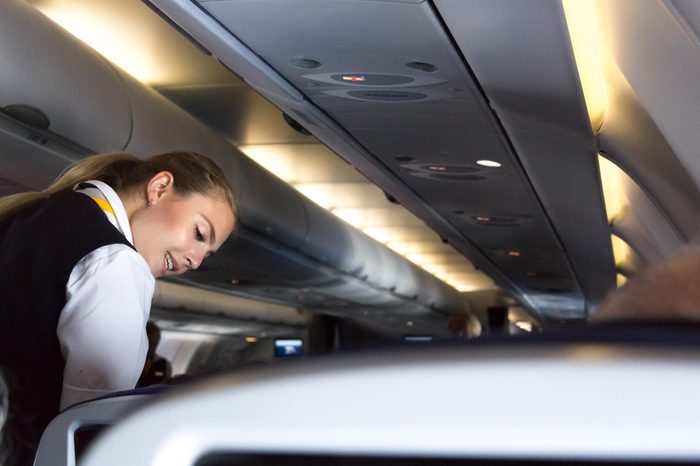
<box><xmin>185</xmin><ymin>252</ymin><xmax>202</xmax><ymax>270</ymax></box>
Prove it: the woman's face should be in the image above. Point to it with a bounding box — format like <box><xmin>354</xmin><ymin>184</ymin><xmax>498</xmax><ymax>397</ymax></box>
<box><xmin>129</xmin><ymin>174</ymin><xmax>235</xmax><ymax>278</ymax></box>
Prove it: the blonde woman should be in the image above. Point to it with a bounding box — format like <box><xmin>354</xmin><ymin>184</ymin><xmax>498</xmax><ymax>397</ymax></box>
<box><xmin>0</xmin><ymin>151</ymin><xmax>237</xmax><ymax>462</ymax></box>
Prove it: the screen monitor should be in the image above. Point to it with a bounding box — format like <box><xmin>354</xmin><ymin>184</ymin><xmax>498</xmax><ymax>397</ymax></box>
<box><xmin>274</xmin><ymin>338</ymin><xmax>303</xmax><ymax>357</ymax></box>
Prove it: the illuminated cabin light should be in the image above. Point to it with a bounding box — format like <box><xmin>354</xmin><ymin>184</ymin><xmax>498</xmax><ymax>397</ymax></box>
<box><xmin>597</xmin><ymin>155</ymin><xmax>627</xmax><ymax>224</ymax></box>
<box><xmin>562</xmin><ymin>0</ymin><xmax>607</xmax><ymax>131</ymax></box>
<box><xmin>513</xmin><ymin>321</ymin><xmax>533</xmax><ymax>332</ymax></box>
<box><xmin>260</xmin><ymin>332</ymin><xmax>268</xmax><ymax>338</ymax></box>
<box><xmin>230</xmin><ymin>279</ymin><xmax>240</xmax><ymax>285</ymax></box>
<box><xmin>245</xmin><ymin>337</ymin><xmax>258</xmax><ymax>343</ymax></box>
<box><xmin>37</xmin><ymin>7</ymin><xmax>160</xmax><ymax>84</ymax></box>
<box><xmin>237</xmin><ymin>145</ymin><xmax>491</xmax><ymax>293</ymax></box>
<box><xmin>610</xmin><ymin>234</ymin><xmax>632</xmax><ymax>269</ymax></box>
<box><xmin>476</xmin><ymin>216</ymin><xmax>491</xmax><ymax>222</ymax></box>
<box><xmin>508</xmin><ymin>250</ymin><xmax>521</xmax><ymax>257</ymax></box>
<box><xmin>387</xmin><ymin>241</ymin><xmax>410</xmax><ymax>254</ymax></box>
<box><xmin>406</xmin><ymin>321</ymin><xmax>414</xmax><ymax>327</ymax></box>
<box><xmin>616</xmin><ymin>273</ymin><xmax>628</xmax><ymax>288</ymax></box>
<box><xmin>407</xmin><ymin>253</ymin><xmax>428</xmax><ymax>266</ymax></box>
<box><xmin>476</xmin><ymin>160</ymin><xmax>502</xmax><ymax>168</ymax></box>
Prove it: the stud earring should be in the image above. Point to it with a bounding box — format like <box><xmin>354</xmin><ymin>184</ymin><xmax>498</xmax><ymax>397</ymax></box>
<box><xmin>147</xmin><ymin>199</ymin><xmax>153</xmax><ymax>207</ymax></box>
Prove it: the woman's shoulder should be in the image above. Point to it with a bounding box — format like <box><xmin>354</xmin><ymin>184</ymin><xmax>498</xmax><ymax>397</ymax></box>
<box><xmin>69</xmin><ymin>244</ymin><xmax>153</xmax><ymax>287</ymax></box>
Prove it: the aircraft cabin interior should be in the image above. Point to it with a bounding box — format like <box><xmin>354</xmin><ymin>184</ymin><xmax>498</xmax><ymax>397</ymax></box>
<box><xmin>2</xmin><ymin>0</ymin><xmax>700</xmax><ymax>464</ymax></box>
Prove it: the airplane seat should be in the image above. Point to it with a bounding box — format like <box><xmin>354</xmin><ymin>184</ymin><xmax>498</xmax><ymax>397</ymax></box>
<box><xmin>34</xmin><ymin>385</ymin><xmax>172</xmax><ymax>466</ymax></box>
<box><xmin>75</xmin><ymin>340</ymin><xmax>700</xmax><ymax>466</ymax></box>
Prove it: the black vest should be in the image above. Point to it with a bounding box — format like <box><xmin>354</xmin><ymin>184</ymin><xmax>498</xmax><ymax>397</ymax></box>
<box><xmin>0</xmin><ymin>190</ymin><xmax>133</xmax><ymax>457</ymax></box>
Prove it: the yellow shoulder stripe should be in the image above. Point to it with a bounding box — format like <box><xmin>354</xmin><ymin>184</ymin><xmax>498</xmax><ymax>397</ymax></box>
<box><xmin>90</xmin><ymin>196</ymin><xmax>115</xmax><ymax>216</ymax></box>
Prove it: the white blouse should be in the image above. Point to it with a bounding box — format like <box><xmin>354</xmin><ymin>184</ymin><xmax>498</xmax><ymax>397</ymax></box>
<box><xmin>56</xmin><ymin>180</ymin><xmax>154</xmax><ymax>410</ymax></box>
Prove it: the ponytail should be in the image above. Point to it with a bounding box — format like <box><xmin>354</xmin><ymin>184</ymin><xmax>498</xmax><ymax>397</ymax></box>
<box><xmin>0</xmin><ymin>151</ymin><xmax>237</xmax><ymax>224</ymax></box>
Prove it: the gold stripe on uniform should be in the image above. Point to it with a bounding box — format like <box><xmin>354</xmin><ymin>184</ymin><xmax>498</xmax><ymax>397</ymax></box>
<box><xmin>90</xmin><ymin>196</ymin><xmax>115</xmax><ymax>216</ymax></box>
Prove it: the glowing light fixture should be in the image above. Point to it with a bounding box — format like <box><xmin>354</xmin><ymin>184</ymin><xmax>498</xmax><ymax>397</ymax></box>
<box><xmin>610</xmin><ymin>234</ymin><xmax>632</xmax><ymax>269</ymax></box>
<box><xmin>513</xmin><ymin>321</ymin><xmax>533</xmax><ymax>332</ymax></box>
<box><xmin>597</xmin><ymin>155</ymin><xmax>628</xmax><ymax>224</ymax></box>
<box><xmin>245</xmin><ymin>337</ymin><xmax>258</xmax><ymax>343</ymax></box>
<box><xmin>476</xmin><ymin>160</ymin><xmax>502</xmax><ymax>168</ymax></box>
<box><xmin>238</xmin><ymin>144</ymin><xmax>497</xmax><ymax>293</ymax></box>
<box><xmin>616</xmin><ymin>273</ymin><xmax>628</xmax><ymax>288</ymax></box>
<box><xmin>562</xmin><ymin>0</ymin><xmax>607</xmax><ymax>131</ymax></box>
<box><xmin>37</xmin><ymin>7</ymin><xmax>160</xmax><ymax>83</ymax></box>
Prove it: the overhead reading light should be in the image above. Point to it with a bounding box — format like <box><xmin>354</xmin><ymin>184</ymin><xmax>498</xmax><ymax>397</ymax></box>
<box><xmin>475</xmin><ymin>216</ymin><xmax>491</xmax><ymax>222</ymax></box>
<box><xmin>245</xmin><ymin>337</ymin><xmax>258</xmax><ymax>343</ymax></box>
<box><xmin>476</xmin><ymin>160</ymin><xmax>502</xmax><ymax>168</ymax></box>
<box><xmin>508</xmin><ymin>250</ymin><xmax>521</xmax><ymax>257</ymax></box>
<box><xmin>428</xmin><ymin>165</ymin><xmax>447</xmax><ymax>171</ymax></box>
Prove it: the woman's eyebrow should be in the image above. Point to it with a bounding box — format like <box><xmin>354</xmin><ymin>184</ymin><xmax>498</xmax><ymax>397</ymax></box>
<box><xmin>201</xmin><ymin>214</ymin><xmax>216</xmax><ymax>244</ymax></box>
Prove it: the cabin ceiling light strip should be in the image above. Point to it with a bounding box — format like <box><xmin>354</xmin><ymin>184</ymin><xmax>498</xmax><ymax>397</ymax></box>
<box><xmin>562</xmin><ymin>0</ymin><xmax>607</xmax><ymax>131</ymax></box>
<box><xmin>35</xmin><ymin>5</ymin><xmax>160</xmax><ymax>84</ymax></box>
<box><xmin>239</xmin><ymin>144</ymin><xmax>493</xmax><ymax>293</ymax></box>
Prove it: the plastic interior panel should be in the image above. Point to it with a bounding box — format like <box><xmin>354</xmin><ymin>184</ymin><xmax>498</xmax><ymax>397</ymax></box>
<box><xmin>600</xmin><ymin>0</ymin><xmax>700</xmax><ymax>194</ymax></box>
<box><xmin>194</xmin><ymin>0</ymin><xmax>585</xmax><ymax>318</ymax></box>
<box><xmin>147</xmin><ymin>0</ymin><xmax>531</xmax><ymax>319</ymax></box>
<box><xmin>0</xmin><ymin>0</ymin><xmax>132</xmax><ymax>153</ymax></box>
<box><xmin>0</xmin><ymin>114</ymin><xmax>88</xmax><ymax>190</ymax></box>
<box><xmin>435</xmin><ymin>0</ymin><xmax>616</xmax><ymax>311</ymax></box>
<box><xmin>82</xmin><ymin>344</ymin><xmax>700</xmax><ymax>466</ymax></box>
<box><xmin>35</xmin><ymin>393</ymin><xmax>158</xmax><ymax>466</ymax></box>
<box><xmin>595</xmin><ymin>0</ymin><xmax>700</xmax><ymax>242</ymax></box>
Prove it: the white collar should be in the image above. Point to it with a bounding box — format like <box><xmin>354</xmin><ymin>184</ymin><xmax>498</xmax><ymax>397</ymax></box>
<box><xmin>75</xmin><ymin>179</ymin><xmax>134</xmax><ymax>245</ymax></box>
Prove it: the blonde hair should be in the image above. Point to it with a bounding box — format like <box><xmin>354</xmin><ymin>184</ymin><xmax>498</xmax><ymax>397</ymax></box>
<box><xmin>0</xmin><ymin>151</ymin><xmax>238</xmax><ymax>224</ymax></box>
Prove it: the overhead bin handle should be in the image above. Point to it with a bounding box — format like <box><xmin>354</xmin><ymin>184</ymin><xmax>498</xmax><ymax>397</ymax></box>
<box><xmin>1</xmin><ymin>104</ymin><xmax>51</xmax><ymax>130</ymax></box>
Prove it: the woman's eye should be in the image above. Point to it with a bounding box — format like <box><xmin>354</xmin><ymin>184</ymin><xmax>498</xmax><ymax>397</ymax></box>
<box><xmin>195</xmin><ymin>226</ymin><xmax>205</xmax><ymax>242</ymax></box>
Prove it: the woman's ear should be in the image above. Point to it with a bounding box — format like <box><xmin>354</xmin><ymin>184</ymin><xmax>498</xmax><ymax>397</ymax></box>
<box><xmin>146</xmin><ymin>171</ymin><xmax>174</xmax><ymax>205</ymax></box>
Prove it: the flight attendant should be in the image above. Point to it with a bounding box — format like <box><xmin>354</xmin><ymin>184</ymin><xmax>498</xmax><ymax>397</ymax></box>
<box><xmin>0</xmin><ymin>151</ymin><xmax>237</xmax><ymax>463</ymax></box>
